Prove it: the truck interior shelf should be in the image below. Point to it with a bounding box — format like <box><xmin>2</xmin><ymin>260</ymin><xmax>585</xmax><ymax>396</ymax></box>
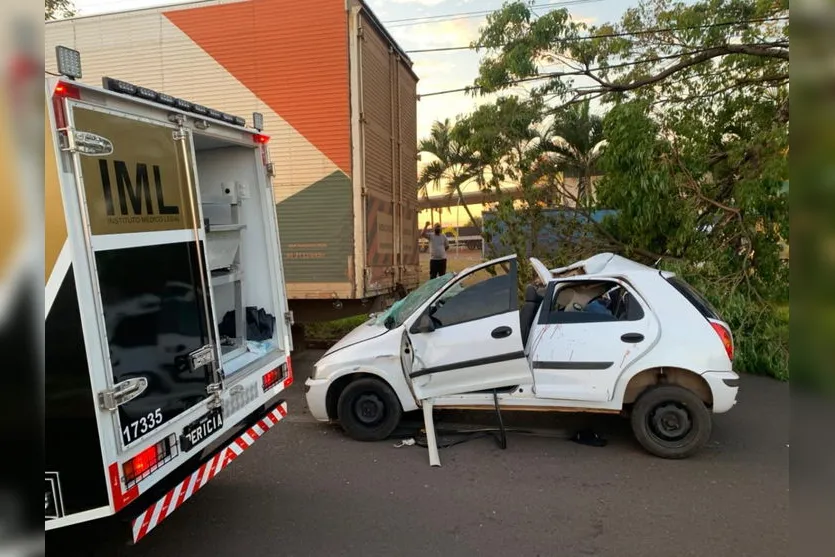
<box><xmin>207</xmin><ymin>223</ymin><xmax>247</xmax><ymax>233</ymax></box>
<box><xmin>194</xmin><ymin>134</ymin><xmax>282</xmax><ymax>379</ymax></box>
<box><xmin>210</xmin><ymin>270</ymin><xmax>244</xmax><ymax>287</ymax></box>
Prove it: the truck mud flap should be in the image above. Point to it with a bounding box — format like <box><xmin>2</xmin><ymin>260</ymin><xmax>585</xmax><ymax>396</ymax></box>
<box><xmin>129</xmin><ymin>400</ymin><xmax>287</xmax><ymax>543</ymax></box>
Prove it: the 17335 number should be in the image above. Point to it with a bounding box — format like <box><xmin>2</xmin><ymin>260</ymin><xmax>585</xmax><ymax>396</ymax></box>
<box><xmin>122</xmin><ymin>408</ymin><xmax>164</xmax><ymax>445</ymax></box>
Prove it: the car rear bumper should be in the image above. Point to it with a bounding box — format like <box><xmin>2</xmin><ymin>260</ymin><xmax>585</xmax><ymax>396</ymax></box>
<box><xmin>304</xmin><ymin>378</ymin><xmax>331</xmax><ymax>422</ymax></box>
<box><xmin>702</xmin><ymin>370</ymin><xmax>740</xmax><ymax>413</ymax></box>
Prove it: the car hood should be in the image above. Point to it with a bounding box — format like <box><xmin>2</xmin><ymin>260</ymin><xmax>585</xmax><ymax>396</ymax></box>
<box><xmin>323</xmin><ymin>319</ymin><xmax>390</xmax><ymax>357</ymax></box>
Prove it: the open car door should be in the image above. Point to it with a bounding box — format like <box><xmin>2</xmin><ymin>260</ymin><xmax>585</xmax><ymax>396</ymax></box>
<box><xmin>403</xmin><ymin>255</ymin><xmax>533</xmax><ymax>401</ymax></box>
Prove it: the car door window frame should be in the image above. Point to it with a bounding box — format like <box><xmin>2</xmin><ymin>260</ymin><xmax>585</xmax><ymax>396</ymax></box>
<box><xmin>411</xmin><ymin>259</ymin><xmax>518</xmax><ymax>333</ymax></box>
<box><xmin>538</xmin><ymin>277</ymin><xmax>646</xmax><ymax>325</ymax></box>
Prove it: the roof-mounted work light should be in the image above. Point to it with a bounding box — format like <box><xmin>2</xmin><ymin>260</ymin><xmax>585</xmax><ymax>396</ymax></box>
<box><xmin>55</xmin><ymin>45</ymin><xmax>82</xmax><ymax>80</ymax></box>
<box><xmin>252</xmin><ymin>112</ymin><xmax>264</xmax><ymax>131</ymax></box>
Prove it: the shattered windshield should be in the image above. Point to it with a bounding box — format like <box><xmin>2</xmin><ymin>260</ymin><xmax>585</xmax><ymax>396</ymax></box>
<box><xmin>375</xmin><ymin>272</ymin><xmax>456</xmax><ymax>329</ymax></box>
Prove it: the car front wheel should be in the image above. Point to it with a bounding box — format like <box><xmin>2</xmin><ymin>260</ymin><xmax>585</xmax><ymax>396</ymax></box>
<box><xmin>630</xmin><ymin>385</ymin><xmax>712</xmax><ymax>459</ymax></box>
<box><xmin>336</xmin><ymin>378</ymin><xmax>402</xmax><ymax>442</ymax></box>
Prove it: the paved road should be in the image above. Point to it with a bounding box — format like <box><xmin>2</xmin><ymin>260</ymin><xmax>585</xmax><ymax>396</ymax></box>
<box><xmin>53</xmin><ymin>350</ymin><xmax>789</xmax><ymax>557</ymax></box>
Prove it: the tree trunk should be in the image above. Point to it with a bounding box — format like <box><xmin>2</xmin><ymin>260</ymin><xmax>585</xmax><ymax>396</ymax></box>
<box><xmin>455</xmin><ymin>185</ymin><xmax>478</xmax><ymax>226</ymax></box>
<box><xmin>578</xmin><ymin>171</ymin><xmax>589</xmax><ymax>206</ymax></box>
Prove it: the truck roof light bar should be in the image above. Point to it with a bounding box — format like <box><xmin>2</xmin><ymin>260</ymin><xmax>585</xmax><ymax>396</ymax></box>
<box><xmin>101</xmin><ymin>76</ymin><xmax>249</xmax><ymax>129</ymax></box>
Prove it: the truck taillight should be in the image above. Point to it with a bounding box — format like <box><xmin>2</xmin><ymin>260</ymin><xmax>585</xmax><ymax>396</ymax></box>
<box><xmin>253</xmin><ymin>133</ymin><xmax>270</xmax><ymax>144</ymax></box>
<box><xmin>54</xmin><ymin>81</ymin><xmax>81</xmax><ymax>99</ymax></box>
<box><xmin>262</xmin><ymin>358</ymin><xmax>293</xmax><ymax>391</ymax></box>
<box><xmin>284</xmin><ymin>356</ymin><xmax>293</xmax><ymax>388</ymax></box>
<box><xmin>123</xmin><ymin>436</ymin><xmax>175</xmax><ymax>485</ymax></box>
<box><xmin>52</xmin><ymin>81</ymin><xmax>81</xmax><ymax>130</ymax></box>
<box><xmin>262</xmin><ymin>368</ymin><xmax>280</xmax><ymax>391</ymax></box>
<box><xmin>710</xmin><ymin>321</ymin><xmax>734</xmax><ymax>362</ymax></box>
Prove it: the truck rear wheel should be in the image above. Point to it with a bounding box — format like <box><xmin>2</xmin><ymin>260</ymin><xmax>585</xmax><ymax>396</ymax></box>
<box><xmin>337</xmin><ymin>378</ymin><xmax>402</xmax><ymax>441</ymax></box>
<box><xmin>630</xmin><ymin>385</ymin><xmax>712</xmax><ymax>459</ymax></box>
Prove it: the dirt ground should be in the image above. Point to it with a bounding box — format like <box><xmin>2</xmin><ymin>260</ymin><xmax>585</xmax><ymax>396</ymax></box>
<box><xmin>418</xmin><ymin>250</ymin><xmax>483</xmax><ymax>282</ymax></box>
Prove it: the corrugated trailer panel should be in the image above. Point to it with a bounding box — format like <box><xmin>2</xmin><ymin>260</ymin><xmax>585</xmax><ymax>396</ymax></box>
<box><xmin>359</xmin><ymin>11</ymin><xmax>396</xmax><ymax>295</ymax></box>
<box><xmin>357</xmin><ymin>9</ymin><xmax>420</xmax><ymax>295</ymax></box>
<box><xmin>398</xmin><ymin>61</ymin><xmax>420</xmax><ymax>283</ymax></box>
<box><xmin>45</xmin><ymin>0</ymin><xmax>357</xmax><ymax>300</ymax></box>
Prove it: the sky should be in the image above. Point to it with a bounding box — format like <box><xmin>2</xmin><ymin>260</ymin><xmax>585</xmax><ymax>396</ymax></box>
<box><xmin>68</xmin><ymin>0</ymin><xmax>640</xmax><ymax>225</ymax></box>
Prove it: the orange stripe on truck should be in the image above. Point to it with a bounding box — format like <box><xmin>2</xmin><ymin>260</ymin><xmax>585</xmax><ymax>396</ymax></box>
<box><xmin>165</xmin><ymin>0</ymin><xmax>351</xmax><ymax>174</ymax></box>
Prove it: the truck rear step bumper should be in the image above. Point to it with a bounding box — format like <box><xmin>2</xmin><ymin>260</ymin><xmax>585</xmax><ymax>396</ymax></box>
<box><xmin>130</xmin><ymin>400</ymin><xmax>288</xmax><ymax>543</ymax></box>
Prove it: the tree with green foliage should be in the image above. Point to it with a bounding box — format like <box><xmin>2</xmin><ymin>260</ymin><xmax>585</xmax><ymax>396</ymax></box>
<box><xmin>471</xmin><ymin>0</ymin><xmax>789</xmax><ymax>380</ymax></box>
<box><xmin>537</xmin><ymin>99</ymin><xmax>605</xmax><ymax>204</ymax></box>
<box><xmin>417</xmin><ymin>119</ymin><xmax>481</xmax><ymax>226</ymax></box>
<box><xmin>46</xmin><ymin>0</ymin><xmax>75</xmax><ymax>20</ymax></box>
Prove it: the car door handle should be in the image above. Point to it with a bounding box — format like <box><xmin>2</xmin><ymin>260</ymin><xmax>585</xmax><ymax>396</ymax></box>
<box><xmin>491</xmin><ymin>326</ymin><xmax>513</xmax><ymax>339</ymax></box>
<box><xmin>621</xmin><ymin>333</ymin><xmax>644</xmax><ymax>343</ymax></box>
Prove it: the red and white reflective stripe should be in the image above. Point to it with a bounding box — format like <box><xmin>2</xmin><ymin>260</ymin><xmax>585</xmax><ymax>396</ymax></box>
<box><xmin>131</xmin><ymin>401</ymin><xmax>288</xmax><ymax>543</ymax></box>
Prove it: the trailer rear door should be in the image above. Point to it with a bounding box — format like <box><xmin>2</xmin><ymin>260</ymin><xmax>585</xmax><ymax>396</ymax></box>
<box><xmin>65</xmin><ymin>101</ymin><xmax>219</xmax><ymax>450</ymax></box>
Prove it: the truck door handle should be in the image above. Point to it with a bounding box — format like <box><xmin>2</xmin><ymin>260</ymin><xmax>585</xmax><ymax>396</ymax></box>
<box><xmin>621</xmin><ymin>333</ymin><xmax>644</xmax><ymax>343</ymax></box>
<box><xmin>491</xmin><ymin>326</ymin><xmax>512</xmax><ymax>339</ymax></box>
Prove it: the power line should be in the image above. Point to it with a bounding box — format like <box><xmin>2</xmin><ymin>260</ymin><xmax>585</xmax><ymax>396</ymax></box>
<box><xmin>416</xmin><ymin>41</ymin><xmax>786</xmax><ymax>98</ymax></box>
<box><xmin>384</xmin><ymin>0</ymin><xmax>602</xmax><ymax>28</ymax></box>
<box><xmin>405</xmin><ymin>15</ymin><xmax>789</xmax><ymax>53</ymax></box>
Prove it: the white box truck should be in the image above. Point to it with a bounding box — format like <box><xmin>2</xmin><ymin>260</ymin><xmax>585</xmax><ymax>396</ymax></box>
<box><xmin>45</xmin><ymin>52</ymin><xmax>293</xmax><ymax>543</ymax></box>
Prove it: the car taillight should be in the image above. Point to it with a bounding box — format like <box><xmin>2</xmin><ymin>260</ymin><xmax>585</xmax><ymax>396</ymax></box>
<box><xmin>123</xmin><ymin>436</ymin><xmax>174</xmax><ymax>485</ymax></box>
<box><xmin>710</xmin><ymin>321</ymin><xmax>734</xmax><ymax>362</ymax></box>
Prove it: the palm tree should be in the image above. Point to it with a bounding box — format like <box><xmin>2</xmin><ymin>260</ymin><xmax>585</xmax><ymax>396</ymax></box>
<box><xmin>539</xmin><ymin>100</ymin><xmax>606</xmax><ymax>205</ymax></box>
<box><xmin>417</xmin><ymin>119</ymin><xmax>480</xmax><ymax>226</ymax></box>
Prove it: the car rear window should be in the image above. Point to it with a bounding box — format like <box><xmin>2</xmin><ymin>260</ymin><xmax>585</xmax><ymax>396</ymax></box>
<box><xmin>666</xmin><ymin>276</ymin><xmax>723</xmax><ymax>321</ymax></box>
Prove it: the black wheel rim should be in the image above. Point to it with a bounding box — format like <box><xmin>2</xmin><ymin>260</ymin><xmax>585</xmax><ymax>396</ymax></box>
<box><xmin>647</xmin><ymin>402</ymin><xmax>692</xmax><ymax>443</ymax></box>
<box><xmin>354</xmin><ymin>393</ymin><xmax>385</xmax><ymax>426</ymax></box>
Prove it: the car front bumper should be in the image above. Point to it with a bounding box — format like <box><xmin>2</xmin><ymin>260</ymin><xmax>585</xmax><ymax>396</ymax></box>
<box><xmin>304</xmin><ymin>377</ymin><xmax>332</xmax><ymax>422</ymax></box>
<box><xmin>702</xmin><ymin>370</ymin><xmax>740</xmax><ymax>413</ymax></box>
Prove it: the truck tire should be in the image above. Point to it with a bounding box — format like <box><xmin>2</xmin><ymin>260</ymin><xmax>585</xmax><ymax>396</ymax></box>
<box><xmin>337</xmin><ymin>378</ymin><xmax>402</xmax><ymax>441</ymax></box>
<box><xmin>630</xmin><ymin>385</ymin><xmax>712</xmax><ymax>459</ymax></box>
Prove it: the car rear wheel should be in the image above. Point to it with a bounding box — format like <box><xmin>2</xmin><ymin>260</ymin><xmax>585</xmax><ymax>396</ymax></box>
<box><xmin>630</xmin><ymin>385</ymin><xmax>712</xmax><ymax>459</ymax></box>
<box><xmin>337</xmin><ymin>378</ymin><xmax>402</xmax><ymax>442</ymax></box>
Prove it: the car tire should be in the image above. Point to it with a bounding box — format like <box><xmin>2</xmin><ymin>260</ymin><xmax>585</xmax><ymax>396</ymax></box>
<box><xmin>630</xmin><ymin>385</ymin><xmax>712</xmax><ymax>459</ymax></box>
<box><xmin>337</xmin><ymin>378</ymin><xmax>403</xmax><ymax>442</ymax></box>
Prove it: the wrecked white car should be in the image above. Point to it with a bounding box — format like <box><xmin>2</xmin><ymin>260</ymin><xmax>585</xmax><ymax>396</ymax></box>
<box><xmin>305</xmin><ymin>253</ymin><xmax>740</xmax><ymax>459</ymax></box>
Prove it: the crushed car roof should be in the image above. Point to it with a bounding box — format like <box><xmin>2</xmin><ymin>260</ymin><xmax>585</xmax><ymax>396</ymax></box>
<box><xmin>529</xmin><ymin>253</ymin><xmax>656</xmax><ymax>284</ymax></box>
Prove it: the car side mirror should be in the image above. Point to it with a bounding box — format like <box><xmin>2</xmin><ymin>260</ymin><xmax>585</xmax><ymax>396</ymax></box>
<box><xmin>410</xmin><ymin>313</ymin><xmax>435</xmax><ymax>334</ymax></box>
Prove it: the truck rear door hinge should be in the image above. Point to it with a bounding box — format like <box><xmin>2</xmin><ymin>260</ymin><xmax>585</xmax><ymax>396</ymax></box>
<box><xmin>60</xmin><ymin>128</ymin><xmax>115</xmax><ymax>156</ymax></box>
<box><xmin>189</xmin><ymin>345</ymin><xmax>216</xmax><ymax>372</ymax></box>
<box><xmin>266</xmin><ymin>162</ymin><xmax>275</xmax><ymax>178</ymax></box>
<box><xmin>172</xmin><ymin>129</ymin><xmax>187</xmax><ymax>141</ymax></box>
<box><xmin>206</xmin><ymin>382</ymin><xmax>223</xmax><ymax>409</ymax></box>
<box><xmin>284</xmin><ymin>311</ymin><xmax>295</xmax><ymax>326</ymax></box>
<box><xmin>98</xmin><ymin>377</ymin><xmax>148</xmax><ymax>411</ymax></box>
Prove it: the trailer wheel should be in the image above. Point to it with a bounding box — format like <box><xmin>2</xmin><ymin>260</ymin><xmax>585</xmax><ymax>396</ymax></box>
<box><xmin>337</xmin><ymin>378</ymin><xmax>402</xmax><ymax>441</ymax></box>
<box><xmin>630</xmin><ymin>385</ymin><xmax>712</xmax><ymax>459</ymax></box>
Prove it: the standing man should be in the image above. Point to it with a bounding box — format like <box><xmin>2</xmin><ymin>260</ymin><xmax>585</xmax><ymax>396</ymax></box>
<box><xmin>421</xmin><ymin>221</ymin><xmax>449</xmax><ymax>279</ymax></box>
